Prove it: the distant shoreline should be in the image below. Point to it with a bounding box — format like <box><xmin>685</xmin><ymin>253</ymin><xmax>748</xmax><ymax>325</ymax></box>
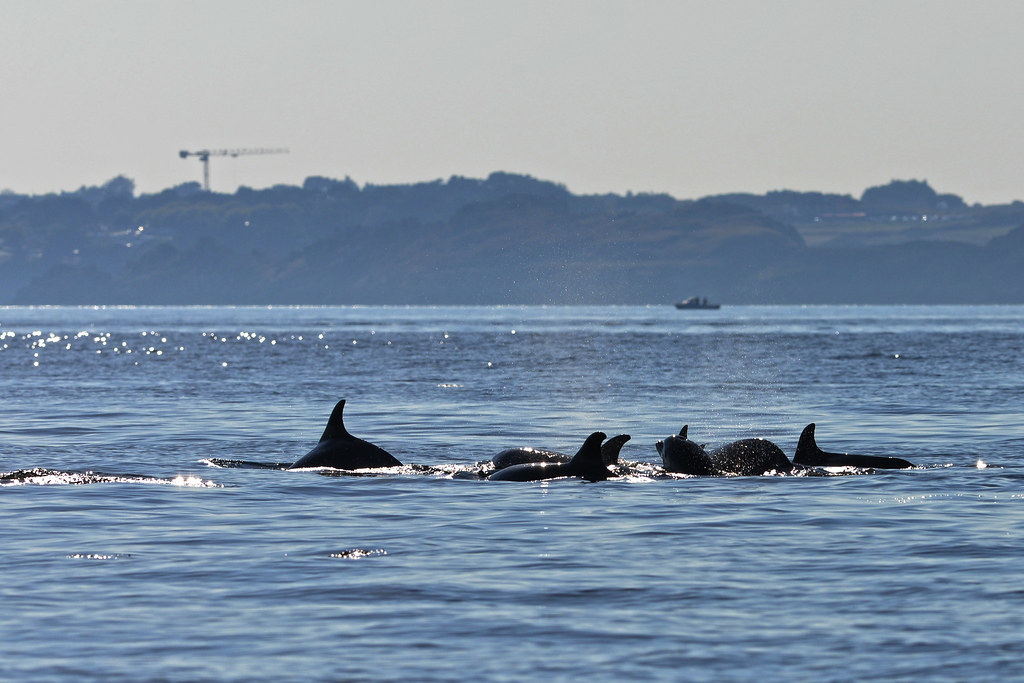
<box><xmin>3</xmin><ymin>173</ymin><xmax>1022</xmax><ymax>305</ymax></box>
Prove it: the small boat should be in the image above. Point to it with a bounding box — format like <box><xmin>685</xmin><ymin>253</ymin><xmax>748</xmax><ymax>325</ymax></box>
<box><xmin>674</xmin><ymin>296</ymin><xmax>720</xmax><ymax>310</ymax></box>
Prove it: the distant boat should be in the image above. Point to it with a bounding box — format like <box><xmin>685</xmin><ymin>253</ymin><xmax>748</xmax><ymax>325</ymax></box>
<box><xmin>674</xmin><ymin>296</ymin><xmax>720</xmax><ymax>310</ymax></box>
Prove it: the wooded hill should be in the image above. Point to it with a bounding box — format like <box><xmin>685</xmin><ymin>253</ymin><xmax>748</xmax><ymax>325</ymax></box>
<box><xmin>2</xmin><ymin>173</ymin><xmax>1022</xmax><ymax>304</ymax></box>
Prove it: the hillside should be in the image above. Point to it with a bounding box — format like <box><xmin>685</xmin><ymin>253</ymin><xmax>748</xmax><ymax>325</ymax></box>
<box><xmin>1</xmin><ymin>173</ymin><xmax>1022</xmax><ymax>304</ymax></box>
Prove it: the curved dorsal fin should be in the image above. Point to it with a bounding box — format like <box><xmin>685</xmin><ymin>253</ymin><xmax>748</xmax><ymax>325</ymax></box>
<box><xmin>568</xmin><ymin>431</ymin><xmax>610</xmax><ymax>482</ymax></box>
<box><xmin>569</xmin><ymin>431</ymin><xmax>607</xmax><ymax>463</ymax></box>
<box><xmin>679</xmin><ymin>425</ymin><xmax>688</xmax><ymax>439</ymax></box>
<box><xmin>798</xmin><ymin>422</ymin><xmax>819</xmax><ymax>453</ymax></box>
<box><xmin>793</xmin><ymin>422</ymin><xmax>822</xmax><ymax>465</ymax></box>
<box><xmin>320</xmin><ymin>399</ymin><xmax>351</xmax><ymax>442</ymax></box>
<box><xmin>599</xmin><ymin>434</ymin><xmax>631</xmax><ymax>465</ymax></box>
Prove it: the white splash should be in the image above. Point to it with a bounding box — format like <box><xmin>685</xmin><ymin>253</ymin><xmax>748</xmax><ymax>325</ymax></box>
<box><xmin>170</xmin><ymin>474</ymin><xmax>221</xmax><ymax>487</ymax></box>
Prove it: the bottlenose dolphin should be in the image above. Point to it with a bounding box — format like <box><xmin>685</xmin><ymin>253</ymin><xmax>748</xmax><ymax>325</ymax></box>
<box><xmin>706</xmin><ymin>438</ymin><xmax>792</xmax><ymax>475</ymax></box>
<box><xmin>794</xmin><ymin>423</ymin><xmax>914</xmax><ymax>469</ymax></box>
<box><xmin>288</xmin><ymin>399</ymin><xmax>402</xmax><ymax>470</ymax></box>
<box><xmin>656</xmin><ymin>425</ymin><xmax>716</xmax><ymax>475</ymax></box>
<box><xmin>492</xmin><ymin>434</ymin><xmax>631</xmax><ymax>470</ymax></box>
<box><xmin>657</xmin><ymin>425</ymin><xmax>792</xmax><ymax>475</ymax></box>
<box><xmin>489</xmin><ymin>432</ymin><xmax>612</xmax><ymax>482</ymax></box>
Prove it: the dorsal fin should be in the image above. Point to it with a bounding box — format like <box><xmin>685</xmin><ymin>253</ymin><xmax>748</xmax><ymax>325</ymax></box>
<box><xmin>793</xmin><ymin>423</ymin><xmax>822</xmax><ymax>465</ymax></box>
<box><xmin>679</xmin><ymin>425</ymin><xmax>688</xmax><ymax>439</ymax></box>
<box><xmin>599</xmin><ymin>434</ymin><xmax>631</xmax><ymax>465</ymax></box>
<box><xmin>319</xmin><ymin>399</ymin><xmax>351</xmax><ymax>442</ymax></box>
<box><xmin>798</xmin><ymin>423</ymin><xmax>819</xmax><ymax>453</ymax></box>
<box><xmin>568</xmin><ymin>431</ymin><xmax>610</xmax><ymax>482</ymax></box>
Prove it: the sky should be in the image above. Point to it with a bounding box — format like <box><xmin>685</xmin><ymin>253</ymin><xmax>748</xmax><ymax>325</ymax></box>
<box><xmin>3</xmin><ymin>0</ymin><xmax>1023</xmax><ymax>204</ymax></box>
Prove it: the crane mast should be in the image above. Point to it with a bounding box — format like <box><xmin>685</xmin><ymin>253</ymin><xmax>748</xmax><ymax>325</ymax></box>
<box><xmin>178</xmin><ymin>147</ymin><xmax>289</xmax><ymax>191</ymax></box>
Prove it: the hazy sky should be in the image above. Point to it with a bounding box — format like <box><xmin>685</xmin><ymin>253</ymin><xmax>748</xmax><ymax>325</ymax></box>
<box><xmin>3</xmin><ymin>0</ymin><xmax>1023</xmax><ymax>203</ymax></box>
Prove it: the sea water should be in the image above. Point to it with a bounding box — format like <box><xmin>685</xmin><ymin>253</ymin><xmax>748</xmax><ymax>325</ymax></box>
<box><xmin>1</xmin><ymin>305</ymin><xmax>1023</xmax><ymax>681</ymax></box>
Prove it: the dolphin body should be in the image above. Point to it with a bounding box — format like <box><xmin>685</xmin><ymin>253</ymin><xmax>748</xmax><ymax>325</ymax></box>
<box><xmin>491</xmin><ymin>434</ymin><xmax>631</xmax><ymax>470</ymax></box>
<box><xmin>794</xmin><ymin>423</ymin><xmax>914</xmax><ymax>469</ymax></box>
<box><xmin>288</xmin><ymin>400</ymin><xmax>402</xmax><ymax>470</ymax></box>
<box><xmin>656</xmin><ymin>426</ymin><xmax>716</xmax><ymax>475</ymax></box>
<box><xmin>488</xmin><ymin>432</ymin><xmax>612</xmax><ymax>482</ymax></box>
<box><xmin>707</xmin><ymin>438</ymin><xmax>793</xmax><ymax>476</ymax></box>
<box><xmin>657</xmin><ymin>425</ymin><xmax>793</xmax><ymax>476</ymax></box>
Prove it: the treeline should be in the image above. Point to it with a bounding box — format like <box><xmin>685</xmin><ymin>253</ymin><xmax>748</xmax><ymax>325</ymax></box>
<box><xmin>1</xmin><ymin>173</ymin><xmax>1022</xmax><ymax>304</ymax></box>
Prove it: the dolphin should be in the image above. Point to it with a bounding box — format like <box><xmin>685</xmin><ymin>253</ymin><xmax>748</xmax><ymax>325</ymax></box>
<box><xmin>288</xmin><ymin>399</ymin><xmax>402</xmax><ymax>470</ymax></box>
<box><xmin>488</xmin><ymin>432</ymin><xmax>612</xmax><ymax>482</ymax></box>
<box><xmin>657</xmin><ymin>425</ymin><xmax>792</xmax><ymax>475</ymax></box>
<box><xmin>706</xmin><ymin>438</ymin><xmax>793</xmax><ymax>475</ymax></box>
<box><xmin>794</xmin><ymin>423</ymin><xmax>914</xmax><ymax>469</ymax></box>
<box><xmin>492</xmin><ymin>434</ymin><xmax>631</xmax><ymax>470</ymax></box>
<box><xmin>656</xmin><ymin>425</ymin><xmax>717</xmax><ymax>475</ymax></box>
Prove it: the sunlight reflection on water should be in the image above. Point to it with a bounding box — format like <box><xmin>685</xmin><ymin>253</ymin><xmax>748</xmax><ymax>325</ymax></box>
<box><xmin>2</xmin><ymin>305</ymin><xmax>1023</xmax><ymax>680</ymax></box>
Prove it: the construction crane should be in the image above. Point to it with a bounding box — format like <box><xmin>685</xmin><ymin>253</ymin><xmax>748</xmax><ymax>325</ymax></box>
<box><xmin>178</xmin><ymin>147</ymin><xmax>289</xmax><ymax>192</ymax></box>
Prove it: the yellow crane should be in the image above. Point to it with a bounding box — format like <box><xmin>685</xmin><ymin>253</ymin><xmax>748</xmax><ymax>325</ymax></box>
<box><xmin>178</xmin><ymin>147</ymin><xmax>289</xmax><ymax>191</ymax></box>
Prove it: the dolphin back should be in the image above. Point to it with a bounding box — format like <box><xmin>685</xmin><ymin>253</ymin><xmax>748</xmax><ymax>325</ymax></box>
<box><xmin>290</xmin><ymin>438</ymin><xmax>401</xmax><ymax>469</ymax></box>
<box><xmin>660</xmin><ymin>426</ymin><xmax>715</xmax><ymax>475</ymax></box>
<box><xmin>794</xmin><ymin>423</ymin><xmax>914</xmax><ymax>469</ymax></box>
<box><xmin>708</xmin><ymin>438</ymin><xmax>792</xmax><ymax>475</ymax></box>
<box><xmin>492</xmin><ymin>432</ymin><xmax>628</xmax><ymax>472</ymax></box>
<box><xmin>490</xmin><ymin>432</ymin><xmax>611</xmax><ymax>482</ymax></box>
<box><xmin>492</xmin><ymin>447</ymin><xmax>570</xmax><ymax>470</ymax></box>
<box><xmin>289</xmin><ymin>399</ymin><xmax>401</xmax><ymax>470</ymax></box>
<box><xmin>487</xmin><ymin>460</ymin><xmax>572</xmax><ymax>482</ymax></box>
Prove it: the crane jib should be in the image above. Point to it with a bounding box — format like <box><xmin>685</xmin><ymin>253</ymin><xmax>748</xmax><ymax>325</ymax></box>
<box><xmin>178</xmin><ymin>148</ymin><xmax>289</xmax><ymax>191</ymax></box>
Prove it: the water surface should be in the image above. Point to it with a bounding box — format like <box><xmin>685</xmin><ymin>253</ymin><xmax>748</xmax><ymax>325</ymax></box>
<box><xmin>2</xmin><ymin>305</ymin><xmax>1022</xmax><ymax>680</ymax></box>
